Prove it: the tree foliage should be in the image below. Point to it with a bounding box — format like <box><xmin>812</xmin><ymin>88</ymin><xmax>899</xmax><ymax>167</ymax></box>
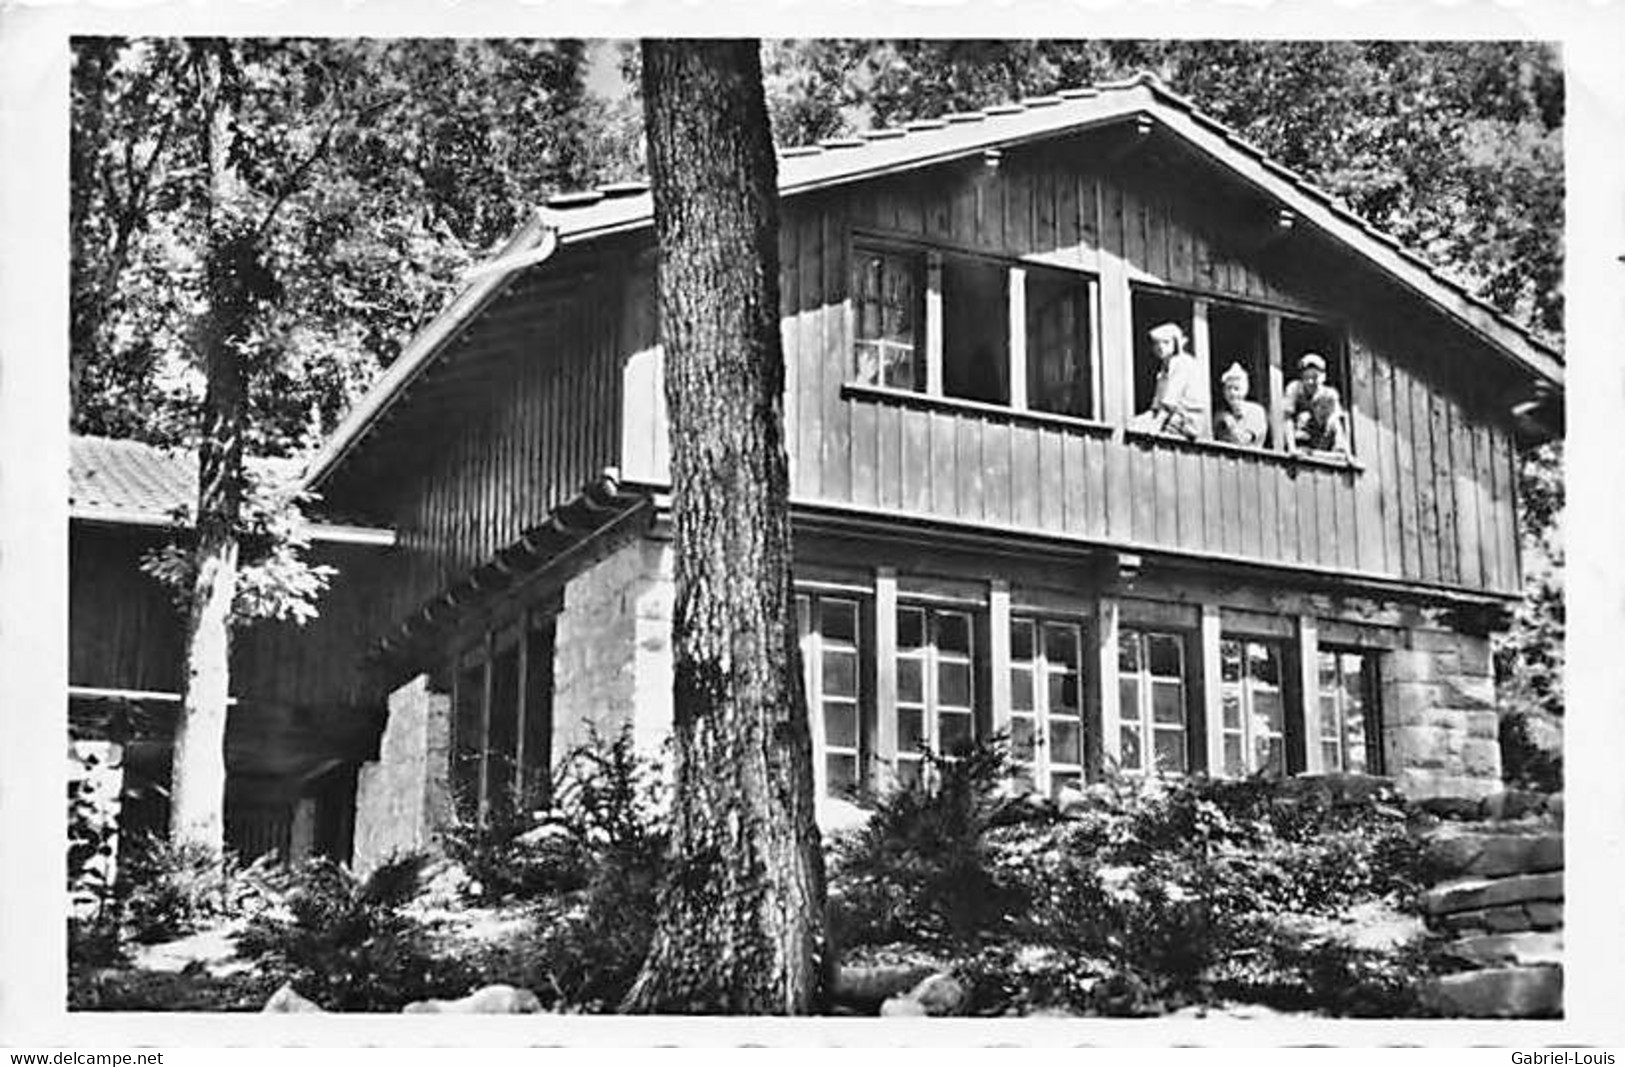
<box><xmin>71</xmin><ymin>38</ymin><xmax>605</xmax><ymax>455</ymax></box>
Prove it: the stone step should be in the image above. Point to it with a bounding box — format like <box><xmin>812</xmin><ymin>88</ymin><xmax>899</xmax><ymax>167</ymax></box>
<box><xmin>1421</xmin><ymin>965</ymin><xmax>1562</xmax><ymax>1019</ymax></box>
<box><xmin>1432</xmin><ymin>900</ymin><xmax>1563</xmax><ymax>936</ymax></box>
<box><xmin>1438</xmin><ymin>931</ymin><xmax>1563</xmax><ymax>969</ymax></box>
<box><xmin>1425</xmin><ymin>829</ymin><xmax>1563</xmax><ymax>878</ymax></box>
<box><xmin>1421</xmin><ymin>872</ymin><xmax>1563</xmax><ymax>917</ymax></box>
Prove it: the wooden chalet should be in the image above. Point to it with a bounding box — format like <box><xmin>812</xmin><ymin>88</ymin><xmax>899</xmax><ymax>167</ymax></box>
<box><xmin>72</xmin><ymin>74</ymin><xmax>1563</xmax><ymax>868</ymax></box>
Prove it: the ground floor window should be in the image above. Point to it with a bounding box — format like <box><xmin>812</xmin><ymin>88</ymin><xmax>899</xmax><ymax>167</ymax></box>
<box><xmin>1117</xmin><ymin>628</ymin><xmax>1190</xmax><ymax>774</ymax></box>
<box><xmin>896</xmin><ymin>605</ymin><xmax>976</xmax><ymax>787</ymax></box>
<box><xmin>797</xmin><ymin>594</ymin><xmax>865</xmax><ymax>798</ymax></box>
<box><xmin>451</xmin><ymin>618</ymin><xmax>554</xmax><ymax>823</ymax></box>
<box><xmin>1318</xmin><ymin>649</ymin><xmax>1382</xmax><ymax>774</ymax></box>
<box><xmin>1219</xmin><ymin>636</ymin><xmax>1288</xmax><ymax>778</ymax></box>
<box><xmin>1009</xmin><ymin>617</ymin><xmax>1085</xmax><ymax>796</ymax></box>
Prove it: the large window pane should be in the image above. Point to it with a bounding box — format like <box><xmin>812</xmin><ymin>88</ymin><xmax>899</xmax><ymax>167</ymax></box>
<box><xmin>940</xmin><ymin>712</ymin><xmax>973</xmax><ymax>753</ymax></box>
<box><xmin>1027</xmin><ymin>270</ymin><xmax>1093</xmax><ymax>419</ymax></box>
<box><xmin>821</xmin><ymin>600</ymin><xmax>858</xmax><ymax>645</ymax></box>
<box><xmin>943</xmin><ymin>256</ymin><xmax>1008</xmax><ymax>405</ymax></box>
<box><xmin>853</xmin><ymin>250</ymin><xmax>921</xmax><ymax>390</ymax></box>
<box><xmin>827</xmin><ymin>754</ymin><xmax>859</xmax><ymax>795</ymax></box>
<box><xmin>1048</xmin><ymin>671</ymin><xmax>1079</xmax><ymax>713</ymax></box>
<box><xmin>898</xmin><ymin>708</ymin><xmax>926</xmax><ymax>753</ymax></box>
<box><xmin>897</xmin><ymin>608</ymin><xmax>925</xmax><ymax>650</ymax></box>
<box><xmin>1044</xmin><ymin>623</ymin><xmax>1080</xmax><ymax>669</ymax></box>
<box><xmin>1148</xmin><ymin>634</ymin><xmax>1184</xmax><ymax>678</ymax></box>
<box><xmin>1011</xmin><ymin>620</ymin><xmax>1035</xmax><ymax>662</ymax></box>
<box><xmin>1010</xmin><ymin>716</ymin><xmax>1036</xmax><ymax>762</ymax></box>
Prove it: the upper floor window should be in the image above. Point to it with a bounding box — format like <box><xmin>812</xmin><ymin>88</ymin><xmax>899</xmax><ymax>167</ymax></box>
<box><xmin>1026</xmin><ymin>268</ymin><xmax>1095</xmax><ymax>419</ymax></box>
<box><xmin>851</xmin><ymin>240</ymin><xmax>1098</xmax><ymax>422</ymax></box>
<box><xmin>1219</xmin><ymin>636</ymin><xmax>1288</xmax><ymax>778</ymax></box>
<box><xmin>853</xmin><ymin>248</ymin><xmax>923</xmax><ymax>390</ymax></box>
<box><xmin>1009</xmin><ymin>617</ymin><xmax>1085</xmax><ymax>797</ymax></box>
<box><xmin>1117</xmin><ymin>628</ymin><xmax>1190</xmax><ymax>774</ymax></box>
<box><xmin>896</xmin><ymin>605</ymin><xmax>976</xmax><ymax>788</ymax></box>
<box><xmin>1281</xmin><ymin>316</ymin><xmax>1350</xmax><ymax>458</ymax></box>
<box><xmin>1317</xmin><ymin>649</ymin><xmax>1382</xmax><ymax>774</ymax></box>
<box><xmin>1209</xmin><ymin>304</ymin><xmax>1271</xmax><ymax>449</ymax></box>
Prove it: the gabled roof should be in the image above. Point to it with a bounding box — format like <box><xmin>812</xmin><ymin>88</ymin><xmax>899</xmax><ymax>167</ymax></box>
<box><xmin>306</xmin><ymin>72</ymin><xmax>1563</xmax><ymax>490</ymax></box>
<box><xmin>70</xmin><ymin>435</ymin><xmax>393</xmax><ymax>545</ymax></box>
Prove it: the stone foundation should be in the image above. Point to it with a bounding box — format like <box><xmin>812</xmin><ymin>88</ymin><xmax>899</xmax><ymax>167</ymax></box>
<box><xmin>552</xmin><ymin>535</ymin><xmax>675</xmax><ymax>760</ymax></box>
<box><xmin>351</xmin><ymin>676</ymin><xmax>453</xmax><ymax>875</ymax></box>
<box><xmin>1382</xmin><ymin>628</ymin><xmax>1500</xmax><ymax>799</ymax></box>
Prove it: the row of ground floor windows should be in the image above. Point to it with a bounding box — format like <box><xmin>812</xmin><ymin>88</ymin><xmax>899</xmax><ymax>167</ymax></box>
<box><xmin>798</xmin><ymin>592</ymin><xmax>1383</xmax><ymax>800</ymax></box>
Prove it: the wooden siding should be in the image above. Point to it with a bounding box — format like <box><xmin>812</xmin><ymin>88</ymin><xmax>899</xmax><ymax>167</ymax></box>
<box><xmin>758</xmin><ymin>149</ymin><xmax>1523</xmax><ymax>596</ymax></box>
<box><xmin>371</xmin><ymin>289</ymin><xmax>625</xmax><ymax>632</ymax></box>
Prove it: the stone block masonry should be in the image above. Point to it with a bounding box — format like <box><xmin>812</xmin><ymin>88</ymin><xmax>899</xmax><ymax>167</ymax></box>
<box><xmin>552</xmin><ymin>534</ymin><xmax>675</xmax><ymax>760</ymax></box>
<box><xmin>1382</xmin><ymin>628</ymin><xmax>1499</xmax><ymax>799</ymax></box>
<box><xmin>351</xmin><ymin>675</ymin><xmax>453</xmax><ymax>876</ymax></box>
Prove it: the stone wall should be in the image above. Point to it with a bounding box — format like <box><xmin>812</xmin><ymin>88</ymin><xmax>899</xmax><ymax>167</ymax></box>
<box><xmin>553</xmin><ymin>534</ymin><xmax>675</xmax><ymax>760</ymax></box>
<box><xmin>1382</xmin><ymin>627</ymin><xmax>1501</xmax><ymax>799</ymax></box>
<box><xmin>67</xmin><ymin>739</ymin><xmax>124</xmax><ymax>919</ymax></box>
<box><xmin>351</xmin><ymin>675</ymin><xmax>453</xmax><ymax>875</ymax></box>
<box><xmin>1418</xmin><ymin>797</ymin><xmax>1565</xmax><ymax>1018</ymax></box>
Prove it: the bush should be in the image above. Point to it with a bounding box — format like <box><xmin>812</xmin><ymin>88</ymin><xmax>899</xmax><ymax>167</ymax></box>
<box><xmin>234</xmin><ymin>853</ymin><xmax>476</xmax><ymax>1011</ymax></box>
<box><xmin>827</xmin><ymin>740</ymin><xmax>1036</xmax><ymax>952</ymax></box>
<box><xmin>514</xmin><ymin>728</ymin><xmax>667</xmax><ymax>1011</ymax></box>
<box><xmin>117</xmin><ymin>835</ymin><xmax>247</xmax><ymax>944</ymax></box>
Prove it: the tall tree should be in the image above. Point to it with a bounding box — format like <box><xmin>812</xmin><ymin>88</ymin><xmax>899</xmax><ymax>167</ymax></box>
<box><xmin>71</xmin><ymin>38</ymin><xmax>601</xmax><ymax>848</ymax></box>
<box><xmin>623</xmin><ymin>39</ymin><xmax>826</xmax><ymax>1014</ymax></box>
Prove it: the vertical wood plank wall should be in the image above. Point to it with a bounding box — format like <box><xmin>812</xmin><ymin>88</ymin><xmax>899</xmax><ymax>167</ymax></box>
<box><xmin>752</xmin><ymin>154</ymin><xmax>1523</xmax><ymax>596</ymax></box>
<box><xmin>376</xmin><ymin>291</ymin><xmax>625</xmax><ymax>632</ymax></box>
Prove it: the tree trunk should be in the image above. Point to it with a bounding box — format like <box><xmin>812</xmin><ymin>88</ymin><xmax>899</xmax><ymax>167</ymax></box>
<box><xmin>622</xmin><ymin>39</ymin><xmax>827</xmax><ymax>1015</ymax></box>
<box><xmin>168</xmin><ymin>44</ymin><xmax>255</xmax><ymax>850</ymax></box>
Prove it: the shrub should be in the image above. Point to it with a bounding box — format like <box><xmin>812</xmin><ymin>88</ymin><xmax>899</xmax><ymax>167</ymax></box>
<box><xmin>827</xmin><ymin>739</ymin><xmax>1037</xmax><ymax>952</ymax></box>
<box><xmin>117</xmin><ymin>835</ymin><xmax>244</xmax><ymax>944</ymax></box>
<box><xmin>234</xmin><ymin>853</ymin><xmax>475</xmax><ymax>1011</ymax></box>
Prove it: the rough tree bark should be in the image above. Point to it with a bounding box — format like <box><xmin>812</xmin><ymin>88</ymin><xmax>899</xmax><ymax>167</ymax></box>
<box><xmin>622</xmin><ymin>39</ymin><xmax>827</xmax><ymax>1014</ymax></box>
<box><xmin>167</xmin><ymin>43</ymin><xmax>260</xmax><ymax>849</ymax></box>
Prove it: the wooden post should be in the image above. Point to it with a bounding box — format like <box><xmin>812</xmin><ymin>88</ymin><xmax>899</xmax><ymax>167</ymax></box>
<box><xmin>1008</xmin><ymin>267</ymin><xmax>1028</xmax><ymax>410</ymax></box>
<box><xmin>515</xmin><ymin>609</ymin><xmax>530</xmax><ymax>805</ymax></box>
<box><xmin>925</xmin><ymin>251</ymin><xmax>944</xmax><ymax>396</ymax></box>
<box><xmin>1297</xmin><ymin>614</ymin><xmax>1323</xmax><ymax>774</ymax></box>
<box><xmin>1201</xmin><ymin>604</ymin><xmax>1225</xmax><ymax>777</ymax></box>
<box><xmin>1093</xmin><ymin>596</ymin><xmax>1122</xmax><ymax>775</ymax></box>
<box><xmin>873</xmin><ymin>568</ymin><xmax>899</xmax><ymax>793</ymax></box>
<box><xmin>1088</xmin><ymin>276</ymin><xmax>1104</xmax><ymax>421</ymax></box>
<box><xmin>479</xmin><ymin>631</ymin><xmax>495</xmax><ymax>823</ymax></box>
<box><xmin>1267</xmin><ymin>313</ymin><xmax>1287</xmax><ymax>451</ymax></box>
<box><xmin>988</xmin><ymin>579</ymin><xmax>1012</xmax><ymax>745</ymax></box>
<box><xmin>1192</xmin><ymin>299</ymin><xmax>1213</xmax><ymax>419</ymax></box>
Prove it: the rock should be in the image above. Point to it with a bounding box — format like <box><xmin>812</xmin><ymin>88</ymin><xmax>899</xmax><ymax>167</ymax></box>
<box><xmin>402</xmin><ymin>984</ymin><xmax>544</xmax><ymax>1014</ymax></box>
<box><xmin>1440</xmin><ymin>932</ymin><xmax>1562</xmax><ymax>969</ymax></box>
<box><xmin>1422</xmin><ymin>872</ymin><xmax>1563</xmax><ymax>916</ymax></box>
<box><xmin>1525</xmin><ymin>901</ymin><xmax>1563</xmax><ymax>930</ymax></box>
<box><xmin>263</xmin><ymin>983</ymin><xmax>326</xmax><ymax>1013</ymax></box>
<box><xmin>878</xmin><ymin>994</ymin><xmax>927</xmax><ymax>1017</ymax></box>
<box><xmin>876</xmin><ymin>972</ymin><xmax>966</xmax><ymax>1017</ymax></box>
<box><xmin>830</xmin><ymin>962</ymin><xmax>939</xmax><ymax>1009</ymax></box>
<box><xmin>1421</xmin><ymin>965</ymin><xmax>1562</xmax><ymax>1018</ymax></box>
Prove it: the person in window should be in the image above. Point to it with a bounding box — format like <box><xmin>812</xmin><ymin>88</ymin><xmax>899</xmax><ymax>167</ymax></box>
<box><xmin>1283</xmin><ymin>352</ymin><xmax>1341</xmax><ymax>432</ymax></box>
<box><xmin>1213</xmin><ymin>362</ymin><xmax>1268</xmax><ymax>447</ymax></box>
<box><xmin>1297</xmin><ymin>388</ymin><xmax>1351</xmax><ymax>455</ymax></box>
<box><xmin>1130</xmin><ymin>322</ymin><xmax>1207</xmax><ymax>440</ymax></box>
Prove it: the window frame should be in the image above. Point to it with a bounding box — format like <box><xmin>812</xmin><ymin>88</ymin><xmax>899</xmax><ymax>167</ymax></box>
<box><xmin>1116</xmin><ymin>626</ymin><xmax>1195</xmax><ymax>776</ymax></box>
<box><xmin>849</xmin><ymin>232</ymin><xmax>1101</xmax><ymax>422</ymax></box>
<box><xmin>1316</xmin><ymin>646</ymin><xmax>1384</xmax><ymax>775</ymax></box>
<box><xmin>797</xmin><ymin>592</ymin><xmax>868</xmax><ymax>799</ymax></box>
<box><xmin>449</xmin><ymin>613</ymin><xmax>553</xmax><ymax>825</ymax></box>
<box><xmin>894</xmin><ymin>603</ymin><xmax>978</xmax><ymax>787</ymax></box>
<box><xmin>1008</xmin><ymin>615</ymin><xmax>1087</xmax><ymax>797</ymax></box>
<box><xmin>1218</xmin><ymin>634</ymin><xmax>1291</xmax><ymax>779</ymax></box>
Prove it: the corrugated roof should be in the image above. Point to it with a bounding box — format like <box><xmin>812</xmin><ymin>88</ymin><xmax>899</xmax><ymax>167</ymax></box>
<box><xmin>308</xmin><ymin>72</ymin><xmax>1562</xmax><ymax>491</ymax></box>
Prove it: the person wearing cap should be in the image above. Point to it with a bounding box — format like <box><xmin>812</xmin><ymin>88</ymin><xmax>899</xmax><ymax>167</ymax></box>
<box><xmin>1298</xmin><ymin>387</ymin><xmax>1351</xmax><ymax>454</ymax></box>
<box><xmin>1130</xmin><ymin>321</ymin><xmax>1208</xmax><ymax>440</ymax></box>
<box><xmin>1213</xmin><ymin>362</ymin><xmax>1268</xmax><ymax>447</ymax></box>
<box><xmin>1284</xmin><ymin>352</ymin><xmax>1342</xmax><ymax>451</ymax></box>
